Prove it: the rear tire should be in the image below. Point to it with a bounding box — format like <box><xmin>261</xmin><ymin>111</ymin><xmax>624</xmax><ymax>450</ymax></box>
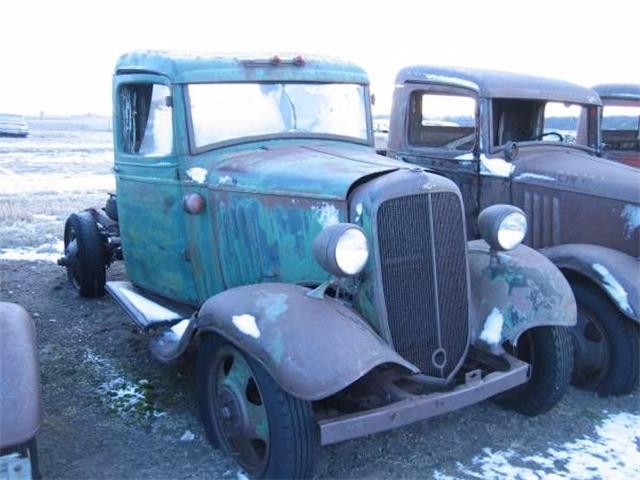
<box><xmin>496</xmin><ymin>326</ymin><xmax>573</xmax><ymax>416</ymax></box>
<box><xmin>63</xmin><ymin>212</ymin><xmax>106</xmax><ymax>297</ymax></box>
<box><xmin>197</xmin><ymin>334</ymin><xmax>317</xmax><ymax>479</ymax></box>
<box><xmin>570</xmin><ymin>281</ymin><xmax>639</xmax><ymax>396</ymax></box>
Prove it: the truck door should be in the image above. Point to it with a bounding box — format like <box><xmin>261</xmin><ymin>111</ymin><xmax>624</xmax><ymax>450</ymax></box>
<box><xmin>113</xmin><ymin>74</ymin><xmax>198</xmax><ymax>305</ymax></box>
<box><xmin>389</xmin><ymin>84</ymin><xmax>481</xmax><ymax>237</ymax></box>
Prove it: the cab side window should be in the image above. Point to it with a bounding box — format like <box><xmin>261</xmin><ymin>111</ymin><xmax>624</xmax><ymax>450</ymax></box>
<box><xmin>409</xmin><ymin>92</ymin><xmax>476</xmax><ymax>151</ymax></box>
<box><xmin>119</xmin><ymin>84</ymin><xmax>173</xmax><ymax>156</ymax></box>
<box><xmin>601</xmin><ymin>105</ymin><xmax>640</xmax><ymax>152</ymax></box>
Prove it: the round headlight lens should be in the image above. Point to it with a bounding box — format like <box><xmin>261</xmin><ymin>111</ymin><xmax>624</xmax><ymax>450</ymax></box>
<box><xmin>335</xmin><ymin>228</ymin><xmax>369</xmax><ymax>275</ymax></box>
<box><xmin>497</xmin><ymin>212</ymin><xmax>527</xmax><ymax>250</ymax></box>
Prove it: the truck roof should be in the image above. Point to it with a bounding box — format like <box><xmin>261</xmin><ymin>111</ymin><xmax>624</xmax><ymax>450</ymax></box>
<box><xmin>115</xmin><ymin>50</ymin><xmax>369</xmax><ymax>84</ymax></box>
<box><xmin>395</xmin><ymin>65</ymin><xmax>601</xmax><ymax>105</ymax></box>
<box><xmin>593</xmin><ymin>83</ymin><xmax>640</xmax><ymax>101</ymax></box>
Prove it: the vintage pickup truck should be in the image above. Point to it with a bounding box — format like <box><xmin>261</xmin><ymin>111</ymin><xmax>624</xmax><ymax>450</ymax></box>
<box><xmin>60</xmin><ymin>52</ymin><xmax>576</xmax><ymax>478</ymax></box>
<box><xmin>590</xmin><ymin>83</ymin><xmax>639</xmax><ymax>168</ymax></box>
<box><xmin>388</xmin><ymin>65</ymin><xmax>639</xmax><ymax>396</ymax></box>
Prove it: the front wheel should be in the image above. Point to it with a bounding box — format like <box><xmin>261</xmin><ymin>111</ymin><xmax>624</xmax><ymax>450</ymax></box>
<box><xmin>197</xmin><ymin>334</ymin><xmax>317</xmax><ymax>479</ymax></box>
<box><xmin>570</xmin><ymin>282</ymin><xmax>639</xmax><ymax>396</ymax></box>
<box><xmin>495</xmin><ymin>326</ymin><xmax>573</xmax><ymax>416</ymax></box>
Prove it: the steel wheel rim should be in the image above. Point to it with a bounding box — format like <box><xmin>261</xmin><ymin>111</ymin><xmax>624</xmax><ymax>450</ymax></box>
<box><xmin>571</xmin><ymin>307</ymin><xmax>610</xmax><ymax>388</ymax></box>
<box><xmin>211</xmin><ymin>345</ymin><xmax>270</xmax><ymax>476</ymax></box>
<box><xmin>64</xmin><ymin>229</ymin><xmax>81</xmax><ymax>289</ymax></box>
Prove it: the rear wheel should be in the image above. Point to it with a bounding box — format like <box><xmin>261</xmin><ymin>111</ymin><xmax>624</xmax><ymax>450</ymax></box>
<box><xmin>570</xmin><ymin>282</ymin><xmax>639</xmax><ymax>395</ymax></box>
<box><xmin>496</xmin><ymin>326</ymin><xmax>573</xmax><ymax>416</ymax></box>
<box><xmin>63</xmin><ymin>212</ymin><xmax>106</xmax><ymax>297</ymax></box>
<box><xmin>197</xmin><ymin>334</ymin><xmax>317</xmax><ymax>479</ymax></box>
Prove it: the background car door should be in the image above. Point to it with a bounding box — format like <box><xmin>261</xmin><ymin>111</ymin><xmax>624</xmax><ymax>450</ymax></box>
<box><xmin>390</xmin><ymin>84</ymin><xmax>482</xmax><ymax>236</ymax></box>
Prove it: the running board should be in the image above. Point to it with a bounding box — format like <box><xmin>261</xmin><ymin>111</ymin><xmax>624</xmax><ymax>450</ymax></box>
<box><xmin>106</xmin><ymin>281</ymin><xmax>195</xmax><ymax>332</ymax></box>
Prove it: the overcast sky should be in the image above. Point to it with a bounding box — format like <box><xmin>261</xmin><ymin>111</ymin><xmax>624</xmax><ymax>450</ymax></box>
<box><xmin>1</xmin><ymin>0</ymin><xmax>637</xmax><ymax>116</ymax></box>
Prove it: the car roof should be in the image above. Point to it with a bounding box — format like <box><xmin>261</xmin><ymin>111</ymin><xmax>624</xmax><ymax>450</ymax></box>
<box><xmin>115</xmin><ymin>50</ymin><xmax>369</xmax><ymax>84</ymax></box>
<box><xmin>592</xmin><ymin>83</ymin><xmax>640</xmax><ymax>101</ymax></box>
<box><xmin>395</xmin><ymin>65</ymin><xmax>601</xmax><ymax>105</ymax></box>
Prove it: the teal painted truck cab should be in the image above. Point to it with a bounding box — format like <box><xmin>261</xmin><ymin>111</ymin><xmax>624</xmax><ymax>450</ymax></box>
<box><xmin>61</xmin><ymin>52</ymin><xmax>577</xmax><ymax>478</ymax></box>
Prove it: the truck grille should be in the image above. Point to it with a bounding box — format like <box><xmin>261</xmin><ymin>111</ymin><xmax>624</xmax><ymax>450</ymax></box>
<box><xmin>377</xmin><ymin>192</ymin><xmax>469</xmax><ymax>378</ymax></box>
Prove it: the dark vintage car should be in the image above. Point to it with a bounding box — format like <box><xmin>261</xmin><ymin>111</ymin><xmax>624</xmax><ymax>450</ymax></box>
<box><xmin>60</xmin><ymin>52</ymin><xmax>577</xmax><ymax>478</ymax></box>
<box><xmin>388</xmin><ymin>65</ymin><xmax>640</xmax><ymax>396</ymax></box>
<box><xmin>590</xmin><ymin>83</ymin><xmax>639</xmax><ymax>168</ymax></box>
<box><xmin>0</xmin><ymin>113</ymin><xmax>29</xmax><ymax>137</ymax></box>
<box><xmin>0</xmin><ymin>302</ymin><xmax>42</xmax><ymax>479</ymax></box>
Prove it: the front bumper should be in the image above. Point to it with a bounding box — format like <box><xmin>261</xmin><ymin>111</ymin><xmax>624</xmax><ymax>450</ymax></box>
<box><xmin>318</xmin><ymin>353</ymin><xmax>530</xmax><ymax>445</ymax></box>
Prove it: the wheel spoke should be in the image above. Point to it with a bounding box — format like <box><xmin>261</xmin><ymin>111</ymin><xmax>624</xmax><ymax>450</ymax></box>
<box><xmin>245</xmin><ymin>400</ymin><xmax>269</xmax><ymax>442</ymax></box>
<box><xmin>579</xmin><ymin>337</ymin><xmax>608</xmax><ymax>372</ymax></box>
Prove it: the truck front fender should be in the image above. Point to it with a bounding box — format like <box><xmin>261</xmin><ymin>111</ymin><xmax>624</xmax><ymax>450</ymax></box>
<box><xmin>468</xmin><ymin>240</ymin><xmax>577</xmax><ymax>347</ymax></box>
<box><xmin>195</xmin><ymin>283</ymin><xmax>418</xmax><ymax>401</ymax></box>
<box><xmin>541</xmin><ymin>244</ymin><xmax>639</xmax><ymax>323</ymax></box>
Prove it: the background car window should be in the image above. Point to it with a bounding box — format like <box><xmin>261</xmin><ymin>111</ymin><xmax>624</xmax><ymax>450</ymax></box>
<box><xmin>601</xmin><ymin>105</ymin><xmax>640</xmax><ymax>152</ymax></box>
<box><xmin>120</xmin><ymin>84</ymin><xmax>172</xmax><ymax>156</ymax></box>
<box><xmin>409</xmin><ymin>93</ymin><xmax>476</xmax><ymax>151</ymax></box>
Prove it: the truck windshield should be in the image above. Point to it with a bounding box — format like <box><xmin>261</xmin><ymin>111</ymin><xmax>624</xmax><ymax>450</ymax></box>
<box><xmin>493</xmin><ymin>99</ymin><xmax>594</xmax><ymax>148</ymax></box>
<box><xmin>187</xmin><ymin>83</ymin><xmax>368</xmax><ymax>148</ymax></box>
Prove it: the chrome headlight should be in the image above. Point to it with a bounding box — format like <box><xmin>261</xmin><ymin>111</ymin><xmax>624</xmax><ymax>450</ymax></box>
<box><xmin>478</xmin><ymin>205</ymin><xmax>527</xmax><ymax>251</ymax></box>
<box><xmin>313</xmin><ymin>223</ymin><xmax>369</xmax><ymax>277</ymax></box>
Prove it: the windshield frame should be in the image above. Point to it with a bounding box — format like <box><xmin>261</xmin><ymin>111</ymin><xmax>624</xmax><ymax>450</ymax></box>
<box><xmin>183</xmin><ymin>81</ymin><xmax>373</xmax><ymax>154</ymax></box>
<box><xmin>487</xmin><ymin>97</ymin><xmax>600</xmax><ymax>155</ymax></box>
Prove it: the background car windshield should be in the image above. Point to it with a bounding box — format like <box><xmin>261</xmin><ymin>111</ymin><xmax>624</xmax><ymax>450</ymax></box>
<box><xmin>188</xmin><ymin>83</ymin><xmax>368</xmax><ymax>147</ymax></box>
<box><xmin>493</xmin><ymin>99</ymin><xmax>590</xmax><ymax>146</ymax></box>
<box><xmin>601</xmin><ymin>104</ymin><xmax>640</xmax><ymax>152</ymax></box>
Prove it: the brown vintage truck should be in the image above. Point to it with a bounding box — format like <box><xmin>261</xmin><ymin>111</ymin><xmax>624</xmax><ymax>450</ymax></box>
<box><xmin>387</xmin><ymin>65</ymin><xmax>640</xmax><ymax>396</ymax></box>
<box><xmin>590</xmin><ymin>83</ymin><xmax>639</xmax><ymax>168</ymax></box>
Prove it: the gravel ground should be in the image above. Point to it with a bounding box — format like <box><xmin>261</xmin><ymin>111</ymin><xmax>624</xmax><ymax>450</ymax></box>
<box><xmin>0</xmin><ymin>119</ymin><xmax>638</xmax><ymax>479</ymax></box>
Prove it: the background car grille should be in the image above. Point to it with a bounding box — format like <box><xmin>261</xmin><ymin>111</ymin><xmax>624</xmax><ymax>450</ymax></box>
<box><xmin>377</xmin><ymin>192</ymin><xmax>469</xmax><ymax>378</ymax></box>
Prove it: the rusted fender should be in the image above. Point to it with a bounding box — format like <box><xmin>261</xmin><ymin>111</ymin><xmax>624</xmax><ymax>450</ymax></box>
<box><xmin>196</xmin><ymin>283</ymin><xmax>418</xmax><ymax>401</ymax></box>
<box><xmin>467</xmin><ymin>240</ymin><xmax>577</xmax><ymax>347</ymax></box>
<box><xmin>0</xmin><ymin>302</ymin><xmax>42</xmax><ymax>448</ymax></box>
<box><xmin>540</xmin><ymin>244</ymin><xmax>640</xmax><ymax>323</ymax></box>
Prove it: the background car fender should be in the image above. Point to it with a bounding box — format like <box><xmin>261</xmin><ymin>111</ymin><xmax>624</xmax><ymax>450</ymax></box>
<box><xmin>541</xmin><ymin>243</ymin><xmax>639</xmax><ymax>323</ymax></box>
<box><xmin>195</xmin><ymin>283</ymin><xmax>419</xmax><ymax>401</ymax></box>
<box><xmin>0</xmin><ymin>302</ymin><xmax>43</xmax><ymax>448</ymax></box>
<box><xmin>467</xmin><ymin>240</ymin><xmax>577</xmax><ymax>347</ymax></box>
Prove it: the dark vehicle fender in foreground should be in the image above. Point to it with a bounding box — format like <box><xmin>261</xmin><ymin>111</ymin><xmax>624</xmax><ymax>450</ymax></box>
<box><xmin>468</xmin><ymin>241</ymin><xmax>577</xmax><ymax>347</ymax></box>
<box><xmin>195</xmin><ymin>283</ymin><xmax>419</xmax><ymax>401</ymax></box>
<box><xmin>541</xmin><ymin>244</ymin><xmax>639</xmax><ymax>323</ymax></box>
<box><xmin>0</xmin><ymin>302</ymin><xmax>42</xmax><ymax>448</ymax></box>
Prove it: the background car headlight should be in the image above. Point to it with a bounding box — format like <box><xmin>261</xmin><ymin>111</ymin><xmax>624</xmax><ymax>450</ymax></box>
<box><xmin>313</xmin><ymin>223</ymin><xmax>369</xmax><ymax>277</ymax></box>
<box><xmin>478</xmin><ymin>205</ymin><xmax>527</xmax><ymax>251</ymax></box>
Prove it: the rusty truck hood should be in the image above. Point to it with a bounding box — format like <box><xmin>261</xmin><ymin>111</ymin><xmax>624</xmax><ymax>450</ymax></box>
<box><xmin>512</xmin><ymin>146</ymin><xmax>640</xmax><ymax>204</ymax></box>
<box><xmin>192</xmin><ymin>142</ymin><xmax>402</xmax><ymax>200</ymax></box>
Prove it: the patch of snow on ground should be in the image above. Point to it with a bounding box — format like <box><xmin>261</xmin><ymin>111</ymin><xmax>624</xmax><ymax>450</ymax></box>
<box><xmin>0</xmin><ymin>241</ymin><xmax>63</xmax><ymax>263</ymax></box>
<box><xmin>435</xmin><ymin>412</ymin><xmax>640</xmax><ymax>479</ymax></box>
<box><xmin>180</xmin><ymin>430</ymin><xmax>195</xmax><ymax>441</ymax></box>
<box><xmin>84</xmin><ymin>350</ymin><xmax>166</xmax><ymax>419</ymax></box>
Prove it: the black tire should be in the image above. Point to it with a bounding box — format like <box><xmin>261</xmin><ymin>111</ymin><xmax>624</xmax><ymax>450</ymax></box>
<box><xmin>197</xmin><ymin>334</ymin><xmax>317</xmax><ymax>479</ymax></box>
<box><xmin>0</xmin><ymin>438</ymin><xmax>41</xmax><ymax>479</ymax></box>
<box><xmin>105</xmin><ymin>195</ymin><xmax>118</xmax><ymax>222</ymax></box>
<box><xmin>63</xmin><ymin>212</ymin><xmax>106</xmax><ymax>297</ymax></box>
<box><xmin>495</xmin><ymin>326</ymin><xmax>573</xmax><ymax>416</ymax></box>
<box><xmin>571</xmin><ymin>281</ymin><xmax>639</xmax><ymax>396</ymax></box>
